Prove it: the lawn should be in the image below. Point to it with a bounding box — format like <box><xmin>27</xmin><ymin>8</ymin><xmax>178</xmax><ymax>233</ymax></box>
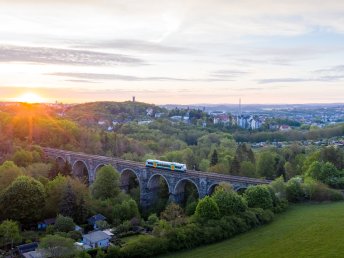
<box><xmin>162</xmin><ymin>202</ymin><xmax>344</xmax><ymax>258</ymax></box>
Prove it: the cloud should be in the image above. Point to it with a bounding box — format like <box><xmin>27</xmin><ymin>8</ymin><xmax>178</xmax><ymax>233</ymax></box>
<box><xmin>210</xmin><ymin>69</ymin><xmax>248</xmax><ymax>79</ymax></box>
<box><xmin>258</xmin><ymin>78</ymin><xmax>309</xmax><ymax>84</ymax></box>
<box><xmin>74</xmin><ymin>39</ymin><xmax>190</xmax><ymax>54</ymax></box>
<box><xmin>0</xmin><ymin>45</ymin><xmax>145</xmax><ymax>66</ymax></box>
<box><xmin>48</xmin><ymin>72</ymin><xmax>240</xmax><ymax>82</ymax></box>
<box><xmin>48</xmin><ymin>72</ymin><xmax>191</xmax><ymax>82</ymax></box>
<box><xmin>258</xmin><ymin>65</ymin><xmax>344</xmax><ymax>84</ymax></box>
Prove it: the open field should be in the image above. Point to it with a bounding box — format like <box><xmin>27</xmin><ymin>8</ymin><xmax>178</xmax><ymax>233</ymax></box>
<box><xmin>162</xmin><ymin>202</ymin><xmax>344</xmax><ymax>258</ymax></box>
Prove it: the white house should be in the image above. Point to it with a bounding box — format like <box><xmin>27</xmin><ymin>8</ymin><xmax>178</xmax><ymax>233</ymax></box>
<box><xmin>82</xmin><ymin>231</ymin><xmax>111</xmax><ymax>249</ymax></box>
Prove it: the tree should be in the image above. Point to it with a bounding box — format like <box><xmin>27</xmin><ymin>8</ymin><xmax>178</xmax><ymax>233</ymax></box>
<box><xmin>195</xmin><ymin>196</ymin><xmax>220</xmax><ymax>220</ymax></box>
<box><xmin>54</xmin><ymin>215</ymin><xmax>75</xmax><ymax>233</ymax></box>
<box><xmin>91</xmin><ymin>165</ymin><xmax>120</xmax><ymax>200</ymax></box>
<box><xmin>212</xmin><ymin>189</ymin><xmax>247</xmax><ymax>216</ymax></box>
<box><xmin>44</xmin><ymin>175</ymin><xmax>68</xmax><ymax>218</ymax></box>
<box><xmin>320</xmin><ymin>146</ymin><xmax>344</xmax><ymax>170</ymax></box>
<box><xmin>244</xmin><ymin>185</ymin><xmax>273</xmax><ymax>210</ymax></box>
<box><xmin>0</xmin><ymin>176</ymin><xmax>46</xmax><ymax>224</ymax></box>
<box><xmin>59</xmin><ymin>183</ymin><xmax>78</xmax><ymax>218</ymax></box>
<box><xmin>239</xmin><ymin>161</ymin><xmax>256</xmax><ymax>177</ymax></box>
<box><xmin>230</xmin><ymin>156</ymin><xmax>240</xmax><ymax>175</ymax></box>
<box><xmin>0</xmin><ymin>220</ymin><xmax>21</xmax><ymax>249</ymax></box>
<box><xmin>210</xmin><ymin>149</ymin><xmax>218</xmax><ymax>166</ymax></box>
<box><xmin>286</xmin><ymin>177</ymin><xmax>304</xmax><ymax>203</ymax></box>
<box><xmin>257</xmin><ymin>152</ymin><xmax>276</xmax><ymax>179</ymax></box>
<box><xmin>38</xmin><ymin>234</ymin><xmax>76</xmax><ymax>258</ymax></box>
<box><xmin>160</xmin><ymin>203</ymin><xmax>184</xmax><ymax>222</ymax></box>
<box><xmin>0</xmin><ymin>161</ymin><xmax>23</xmax><ymax>193</ymax></box>
<box><xmin>270</xmin><ymin>177</ymin><xmax>287</xmax><ymax>200</ymax></box>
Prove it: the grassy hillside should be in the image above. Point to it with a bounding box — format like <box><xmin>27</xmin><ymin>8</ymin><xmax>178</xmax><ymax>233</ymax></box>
<box><xmin>162</xmin><ymin>202</ymin><xmax>344</xmax><ymax>258</ymax></box>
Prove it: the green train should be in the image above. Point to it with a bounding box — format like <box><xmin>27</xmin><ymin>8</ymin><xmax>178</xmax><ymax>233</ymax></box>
<box><xmin>145</xmin><ymin>159</ymin><xmax>187</xmax><ymax>172</ymax></box>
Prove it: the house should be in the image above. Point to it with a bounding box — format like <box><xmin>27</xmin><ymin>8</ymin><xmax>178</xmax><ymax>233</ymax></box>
<box><xmin>17</xmin><ymin>243</ymin><xmax>39</xmax><ymax>257</ymax></box>
<box><xmin>88</xmin><ymin>214</ymin><xmax>106</xmax><ymax>230</ymax></box>
<box><xmin>280</xmin><ymin>125</ymin><xmax>291</xmax><ymax>131</ymax></box>
<box><xmin>82</xmin><ymin>230</ymin><xmax>111</xmax><ymax>249</ymax></box>
<box><xmin>37</xmin><ymin>218</ymin><xmax>56</xmax><ymax>230</ymax></box>
<box><xmin>22</xmin><ymin>251</ymin><xmax>43</xmax><ymax>258</ymax></box>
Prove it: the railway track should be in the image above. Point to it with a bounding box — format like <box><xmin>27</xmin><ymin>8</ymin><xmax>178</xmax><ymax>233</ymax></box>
<box><xmin>43</xmin><ymin>147</ymin><xmax>271</xmax><ymax>185</ymax></box>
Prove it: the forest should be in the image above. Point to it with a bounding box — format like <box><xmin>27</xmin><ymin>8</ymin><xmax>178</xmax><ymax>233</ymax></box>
<box><xmin>0</xmin><ymin>102</ymin><xmax>343</xmax><ymax>257</ymax></box>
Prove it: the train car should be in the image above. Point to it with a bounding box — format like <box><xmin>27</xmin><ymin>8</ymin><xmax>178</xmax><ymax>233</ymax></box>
<box><xmin>145</xmin><ymin>159</ymin><xmax>187</xmax><ymax>172</ymax></box>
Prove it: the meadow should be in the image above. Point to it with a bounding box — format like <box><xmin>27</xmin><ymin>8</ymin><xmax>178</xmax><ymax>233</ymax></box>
<box><xmin>162</xmin><ymin>202</ymin><xmax>344</xmax><ymax>258</ymax></box>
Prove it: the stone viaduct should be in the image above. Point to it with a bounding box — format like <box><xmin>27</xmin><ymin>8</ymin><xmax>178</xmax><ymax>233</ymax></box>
<box><xmin>43</xmin><ymin>148</ymin><xmax>271</xmax><ymax>208</ymax></box>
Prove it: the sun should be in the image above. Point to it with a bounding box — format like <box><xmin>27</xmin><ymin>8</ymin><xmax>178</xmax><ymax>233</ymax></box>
<box><xmin>16</xmin><ymin>92</ymin><xmax>45</xmax><ymax>104</ymax></box>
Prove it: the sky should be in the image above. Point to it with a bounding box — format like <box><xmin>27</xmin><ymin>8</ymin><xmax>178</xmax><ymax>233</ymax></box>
<box><xmin>0</xmin><ymin>0</ymin><xmax>344</xmax><ymax>104</ymax></box>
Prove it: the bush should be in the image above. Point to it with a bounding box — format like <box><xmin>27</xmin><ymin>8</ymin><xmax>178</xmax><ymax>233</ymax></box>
<box><xmin>244</xmin><ymin>185</ymin><xmax>273</xmax><ymax>210</ymax></box>
<box><xmin>195</xmin><ymin>196</ymin><xmax>220</xmax><ymax>221</ymax></box>
<box><xmin>67</xmin><ymin>230</ymin><xmax>82</xmax><ymax>241</ymax></box>
<box><xmin>311</xmin><ymin>182</ymin><xmax>344</xmax><ymax>202</ymax></box>
<box><xmin>55</xmin><ymin>214</ymin><xmax>75</xmax><ymax>233</ymax></box>
<box><xmin>212</xmin><ymin>189</ymin><xmax>247</xmax><ymax>216</ymax></box>
<box><xmin>251</xmin><ymin>208</ymin><xmax>274</xmax><ymax>224</ymax></box>
<box><xmin>120</xmin><ymin>235</ymin><xmax>169</xmax><ymax>258</ymax></box>
<box><xmin>286</xmin><ymin>177</ymin><xmax>305</xmax><ymax>202</ymax></box>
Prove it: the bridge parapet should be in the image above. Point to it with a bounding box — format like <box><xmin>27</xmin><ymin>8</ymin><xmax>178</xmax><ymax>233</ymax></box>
<box><xmin>43</xmin><ymin>147</ymin><xmax>271</xmax><ymax>208</ymax></box>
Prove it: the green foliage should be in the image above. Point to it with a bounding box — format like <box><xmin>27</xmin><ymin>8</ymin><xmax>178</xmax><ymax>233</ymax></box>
<box><xmin>319</xmin><ymin>146</ymin><xmax>344</xmax><ymax>170</ymax></box>
<box><xmin>212</xmin><ymin>189</ymin><xmax>247</xmax><ymax>216</ymax></box>
<box><xmin>160</xmin><ymin>203</ymin><xmax>185</xmax><ymax>222</ymax></box>
<box><xmin>195</xmin><ymin>196</ymin><xmax>220</xmax><ymax>221</ymax></box>
<box><xmin>286</xmin><ymin>177</ymin><xmax>305</xmax><ymax>202</ymax></box>
<box><xmin>12</xmin><ymin>149</ymin><xmax>41</xmax><ymax>167</ymax></box>
<box><xmin>0</xmin><ymin>161</ymin><xmax>23</xmax><ymax>193</ymax></box>
<box><xmin>165</xmin><ymin>203</ymin><xmax>344</xmax><ymax>258</ymax></box>
<box><xmin>147</xmin><ymin>214</ymin><xmax>159</xmax><ymax>226</ymax></box>
<box><xmin>38</xmin><ymin>234</ymin><xmax>76</xmax><ymax>258</ymax></box>
<box><xmin>59</xmin><ymin>183</ymin><xmax>78</xmax><ymax>218</ymax></box>
<box><xmin>67</xmin><ymin>230</ymin><xmax>82</xmax><ymax>241</ymax></box>
<box><xmin>244</xmin><ymin>185</ymin><xmax>273</xmax><ymax>210</ymax></box>
<box><xmin>25</xmin><ymin>162</ymin><xmax>51</xmax><ymax>179</ymax></box>
<box><xmin>91</xmin><ymin>165</ymin><xmax>120</xmax><ymax>200</ymax></box>
<box><xmin>257</xmin><ymin>152</ymin><xmax>276</xmax><ymax>179</ymax></box>
<box><xmin>270</xmin><ymin>176</ymin><xmax>287</xmax><ymax>200</ymax></box>
<box><xmin>54</xmin><ymin>214</ymin><xmax>75</xmax><ymax>233</ymax></box>
<box><xmin>0</xmin><ymin>176</ymin><xmax>46</xmax><ymax>224</ymax></box>
<box><xmin>0</xmin><ymin>220</ymin><xmax>21</xmax><ymax>248</ymax></box>
<box><xmin>306</xmin><ymin>161</ymin><xmax>344</xmax><ymax>188</ymax></box>
<box><xmin>239</xmin><ymin>161</ymin><xmax>256</xmax><ymax>177</ymax></box>
<box><xmin>111</xmin><ymin>198</ymin><xmax>140</xmax><ymax>224</ymax></box>
<box><xmin>120</xmin><ymin>235</ymin><xmax>169</xmax><ymax>258</ymax></box>
<box><xmin>210</xmin><ymin>149</ymin><xmax>218</xmax><ymax>166</ymax></box>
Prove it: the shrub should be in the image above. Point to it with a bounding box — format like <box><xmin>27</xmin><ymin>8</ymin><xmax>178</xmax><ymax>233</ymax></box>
<box><xmin>252</xmin><ymin>208</ymin><xmax>274</xmax><ymax>224</ymax></box>
<box><xmin>54</xmin><ymin>214</ymin><xmax>75</xmax><ymax>233</ymax></box>
<box><xmin>195</xmin><ymin>196</ymin><xmax>220</xmax><ymax>221</ymax></box>
<box><xmin>286</xmin><ymin>177</ymin><xmax>304</xmax><ymax>202</ymax></box>
<box><xmin>212</xmin><ymin>189</ymin><xmax>247</xmax><ymax>216</ymax></box>
<box><xmin>120</xmin><ymin>235</ymin><xmax>169</xmax><ymax>258</ymax></box>
<box><xmin>244</xmin><ymin>185</ymin><xmax>273</xmax><ymax>210</ymax></box>
<box><xmin>270</xmin><ymin>177</ymin><xmax>287</xmax><ymax>200</ymax></box>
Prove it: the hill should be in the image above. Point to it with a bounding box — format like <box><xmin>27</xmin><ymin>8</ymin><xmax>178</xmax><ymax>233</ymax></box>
<box><xmin>162</xmin><ymin>202</ymin><xmax>344</xmax><ymax>258</ymax></box>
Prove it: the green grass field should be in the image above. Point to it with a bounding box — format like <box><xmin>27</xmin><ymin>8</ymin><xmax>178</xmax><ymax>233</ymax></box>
<box><xmin>162</xmin><ymin>202</ymin><xmax>344</xmax><ymax>258</ymax></box>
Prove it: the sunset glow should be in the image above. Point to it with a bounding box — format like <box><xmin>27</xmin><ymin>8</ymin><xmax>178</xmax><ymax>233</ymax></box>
<box><xmin>15</xmin><ymin>93</ymin><xmax>45</xmax><ymax>104</ymax></box>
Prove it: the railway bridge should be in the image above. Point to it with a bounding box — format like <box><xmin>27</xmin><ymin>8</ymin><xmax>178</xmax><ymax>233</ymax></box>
<box><xmin>43</xmin><ymin>148</ymin><xmax>271</xmax><ymax>208</ymax></box>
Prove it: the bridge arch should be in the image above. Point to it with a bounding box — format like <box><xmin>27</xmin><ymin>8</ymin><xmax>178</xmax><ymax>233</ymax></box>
<box><xmin>56</xmin><ymin>156</ymin><xmax>65</xmax><ymax>168</ymax></box>
<box><xmin>120</xmin><ymin>168</ymin><xmax>141</xmax><ymax>202</ymax></box>
<box><xmin>235</xmin><ymin>186</ymin><xmax>248</xmax><ymax>194</ymax></box>
<box><xmin>146</xmin><ymin>173</ymin><xmax>171</xmax><ymax>210</ymax></box>
<box><xmin>207</xmin><ymin>183</ymin><xmax>220</xmax><ymax>195</ymax></box>
<box><xmin>147</xmin><ymin>173</ymin><xmax>172</xmax><ymax>193</ymax></box>
<box><xmin>173</xmin><ymin>178</ymin><xmax>200</xmax><ymax>204</ymax></box>
<box><xmin>72</xmin><ymin>160</ymin><xmax>90</xmax><ymax>184</ymax></box>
